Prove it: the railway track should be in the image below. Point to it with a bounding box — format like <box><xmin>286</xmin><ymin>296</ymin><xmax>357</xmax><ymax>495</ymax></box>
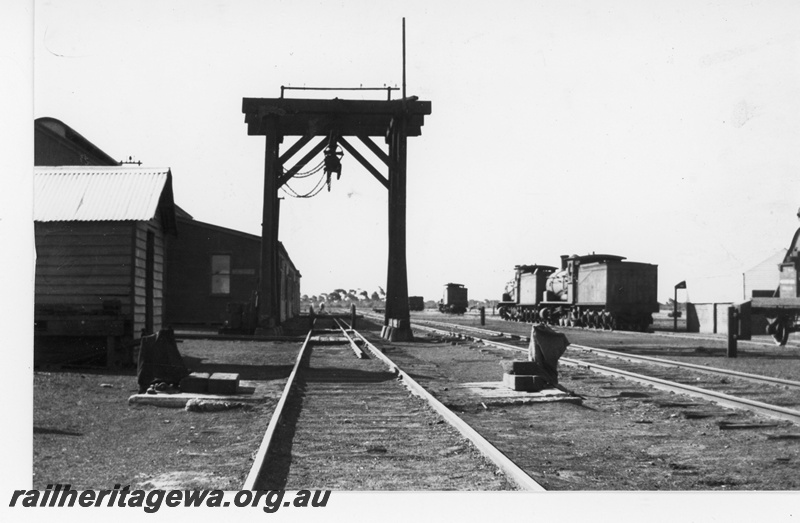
<box><xmin>292</xmin><ymin>310</ymin><xmax>800</xmax><ymax>489</ymax></box>
<box><xmin>398</xmin><ymin>313</ymin><xmax>800</xmax><ymax>349</ymax></box>
<box><xmin>243</xmin><ymin>318</ymin><xmax>543</xmax><ymax>491</ymax></box>
<box><xmin>366</xmin><ymin>313</ymin><xmax>800</xmax><ymax>425</ymax></box>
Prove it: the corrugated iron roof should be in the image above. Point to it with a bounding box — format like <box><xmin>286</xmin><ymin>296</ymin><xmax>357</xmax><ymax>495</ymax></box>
<box><xmin>34</xmin><ymin>166</ymin><xmax>172</xmax><ymax>222</ymax></box>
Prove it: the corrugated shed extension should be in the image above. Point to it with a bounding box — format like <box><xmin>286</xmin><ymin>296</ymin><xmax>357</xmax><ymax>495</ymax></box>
<box><xmin>34</xmin><ymin>166</ymin><xmax>171</xmax><ymax>222</ymax></box>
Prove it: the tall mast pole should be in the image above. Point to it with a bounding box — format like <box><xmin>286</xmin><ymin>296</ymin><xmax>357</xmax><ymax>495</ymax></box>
<box><xmin>402</xmin><ymin>17</ymin><xmax>406</xmax><ymax>100</ymax></box>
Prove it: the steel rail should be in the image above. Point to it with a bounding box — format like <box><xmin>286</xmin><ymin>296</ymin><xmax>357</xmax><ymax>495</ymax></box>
<box><xmin>569</xmin><ymin>344</ymin><xmax>800</xmax><ymax>390</ymax></box>
<box><xmin>375</xmin><ymin>311</ymin><xmax>800</xmax><ymax>349</ymax></box>
<box><xmin>392</xmin><ymin>314</ymin><xmax>800</xmax><ymax>391</ymax></box>
<box><xmin>364</xmin><ymin>313</ymin><xmax>526</xmax><ymax>341</ymax></box>
<box><xmin>242</xmin><ymin>328</ymin><xmax>314</xmax><ymax>490</ymax></box>
<box><xmin>244</xmin><ymin>321</ymin><xmax>544</xmax><ymax>491</ymax></box>
<box><xmin>347</xmin><ymin>328</ymin><xmax>546</xmax><ymax>492</ymax></box>
<box><xmin>558</xmin><ymin>358</ymin><xmax>800</xmax><ymax>424</ymax></box>
<box><xmin>332</xmin><ymin>318</ymin><xmax>367</xmax><ymax>359</ymax></box>
<box><xmin>403</xmin><ymin>321</ymin><xmax>800</xmax><ymax>425</ymax></box>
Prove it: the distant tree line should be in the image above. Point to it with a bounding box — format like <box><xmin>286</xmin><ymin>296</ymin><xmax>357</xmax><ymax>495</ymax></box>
<box><xmin>301</xmin><ymin>287</ymin><xmax>386</xmax><ymax>309</ymax></box>
<box><xmin>300</xmin><ymin>288</ymin><xmax>499</xmax><ymax>312</ymax></box>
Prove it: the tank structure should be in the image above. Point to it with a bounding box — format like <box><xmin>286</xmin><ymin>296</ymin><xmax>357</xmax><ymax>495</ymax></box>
<box><xmin>439</xmin><ymin>283</ymin><xmax>468</xmax><ymax>314</ymax></box>
<box><xmin>498</xmin><ymin>254</ymin><xmax>659</xmax><ymax>331</ymax></box>
<box><xmin>751</xmin><ymin>211</ymin><xmax>800</xmax><ymax>345</ymax></box>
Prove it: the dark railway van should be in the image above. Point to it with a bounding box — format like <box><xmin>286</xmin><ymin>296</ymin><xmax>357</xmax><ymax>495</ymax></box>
<box><xmin>439</xmin><ymin>283</ymin><xmax>468</xmax><ymax>314</ymax></box>
<box><xmin>498</xmin><ymin>254</ymin><xmax>658</xmax><ymax>331</ymax></box>
<box><xmin>408</xmin><ymin>296</ymin><xmax>425</xmax><ymax>311</ymax></box>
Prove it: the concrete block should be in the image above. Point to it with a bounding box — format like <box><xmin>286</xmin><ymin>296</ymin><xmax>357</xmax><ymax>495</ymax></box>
<box><xmin>179</xmin><ymin>372</ymin><xmax>210</xmax><ymax>394</ymax></box>
<box><xmin>208</xmin><ymin>373</ymin><xmax>240</xmax><ymax>395</ymax></box>
<box><xmin>503</xmin><ymin>373</ymin><xmax>548</xmax><ymax>392</ymax></box>
<box><xmin>499</xmin><ymin>360</ymin><xmax>539</xmax><ymax>375</ymax></box>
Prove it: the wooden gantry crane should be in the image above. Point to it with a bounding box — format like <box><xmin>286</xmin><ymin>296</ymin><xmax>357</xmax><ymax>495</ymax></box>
<box><xmin>241</xmin><ymin>91</ymin><xmax>431</xmax><ymax>341</ymax></box>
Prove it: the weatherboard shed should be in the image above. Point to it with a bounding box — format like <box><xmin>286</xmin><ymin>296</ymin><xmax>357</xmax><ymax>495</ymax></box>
<box><xmin>34</xmin><ymin>166</ymin><xmax>177</xmax><ymax>364</ymax></box>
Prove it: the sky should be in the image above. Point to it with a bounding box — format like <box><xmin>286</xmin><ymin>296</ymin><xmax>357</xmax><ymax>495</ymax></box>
<box><xmin>29</xmin><ymin>0</ymin><xmax>800</xmax><ymax>304</ymax></box>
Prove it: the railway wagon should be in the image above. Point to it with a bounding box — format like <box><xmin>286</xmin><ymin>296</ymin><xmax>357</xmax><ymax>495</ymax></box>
<box><xmin>498</xmin><ymin>254</ymin><xmax>659</xmax><ymax>331</ymax></box>
<box><xmin>751</xmin><ymin>218</ymin><xmax>800</xmax><ymax>345</ymax></box>
<box><xmin>408</xmin><ymin>296</ymin><xmax>425</xmax><ymax>311</ymax></box>
<box><xmin>439</xmin><ymin>283</ymin><xmax>468</xmax><ymax>314</ymax></box>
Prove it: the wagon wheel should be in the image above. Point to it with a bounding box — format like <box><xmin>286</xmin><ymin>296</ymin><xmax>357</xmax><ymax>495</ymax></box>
<box><xmin>499</xmin><ymin>306</ymin><xmax>510</xmax><ymax>321</ymax></box>
<box><xmin>539</xmin><ymin>308</ymin><xmax>551</xmax><ymax>324</ymax></box>
<box><xmin>773</xmin><ymin>317</ymin><xmax>791</xmax><ymax>346</ymax></box>
<box><xmin>606</xmin><ymin>312</ymin><xmax>617</xmax><ymax>331</ymax></box>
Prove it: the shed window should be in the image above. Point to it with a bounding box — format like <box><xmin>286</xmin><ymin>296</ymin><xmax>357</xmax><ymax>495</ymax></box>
<box><xmin>211</xmin><ymin>255</ymin><xmax>231</xmax><ymax>295</ymax></box>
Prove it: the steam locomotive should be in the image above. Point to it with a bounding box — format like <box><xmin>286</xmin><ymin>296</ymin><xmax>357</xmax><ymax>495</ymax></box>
<box><xmin>498</xmin><ymin>254</ymin><xmax>659</xmax><ymax>331</ymax></box>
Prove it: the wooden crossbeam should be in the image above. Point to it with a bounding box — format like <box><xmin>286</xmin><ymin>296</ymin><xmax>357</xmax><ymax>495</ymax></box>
<box><xmin>337</xmin><ymin>137</ymin><xmax>389</xmax><ymax>189</ymax></box>
<box><xmin>279</xmin><ymin>135</ymin><xmax>313</xmax><ymax>165</ymax></box>
<box><xmin>243</xmin><ymin>98</ymin><xmax>431</xmax><ymax>137</ymax></box>
<box><xmin>278</xmin><ymin>137</ymin><xmax>328</xmax><ymax>188</ymax></box>
<box><xmin>357</xmin><ymin>134</ymin><xmax>396</xmax><ymax>171</ymax></box>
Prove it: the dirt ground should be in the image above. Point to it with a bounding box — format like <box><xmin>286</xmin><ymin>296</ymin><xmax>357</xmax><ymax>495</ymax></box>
<box><xmin>31</xmin><ymin>315</ymin><xmax>800</xmax><ymax>491</ymax></box>
<box><xmin>369</xmin><ymin>315</ymin><xmax>800</xmax><ymax>490</ymax></box>
<box><xmin>33</xmin><ymin>339</ymin><xmax>298</xmax><ymax>490</ymax></box>
<box><xmin>32</xmin><ymin>333</ymin><xmax>513</xmax><ymax>491</ymax></box>
<box><xmin>415</xmin><ymin>310</ymin><xmax>800</xmax><ymax>381</ymax></box>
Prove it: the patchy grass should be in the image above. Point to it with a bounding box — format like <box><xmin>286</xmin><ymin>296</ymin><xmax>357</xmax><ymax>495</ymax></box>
<box><xmin>33</xmin><ymin>339</ymin><xmax>299</xmax><ymax>489</ymax></box>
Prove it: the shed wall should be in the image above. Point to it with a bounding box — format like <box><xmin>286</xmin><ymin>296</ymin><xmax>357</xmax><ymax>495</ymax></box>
<box><xmin>133</xmin><ymin>215</ymin><xmax>166</xmax><ymax>335</ymax></box>
<box><xmin>35</xmin><ymin>221</ymin><xmax>135</xmax><ymax>327</ymax></box>
<box><xmin>165</xmin><ymin>219</ymin><xmax>301</xmax><ymax>325</ymax></box>
<box><xmin>165</xmin><ymin>220</ymin><xmax>261</xmax><ymax>325</ymax></box>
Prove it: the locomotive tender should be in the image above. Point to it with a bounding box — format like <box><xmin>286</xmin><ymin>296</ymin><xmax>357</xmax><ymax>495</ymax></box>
<box><xmin>498</xmin><ymin>254</ymin><xmax>659</xmax><ymax>331</ymax></box>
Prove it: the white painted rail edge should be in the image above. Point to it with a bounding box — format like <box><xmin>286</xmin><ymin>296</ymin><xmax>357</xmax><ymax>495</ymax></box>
<box><xmin>352</xmin><ymin>330</ymin><xmax>545</xmax><ymax>492</ymax></box>
<box><xmin>241</xmin><ymin>329</ymin><xmax>314</xmax><ymax>490</ymax></box>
